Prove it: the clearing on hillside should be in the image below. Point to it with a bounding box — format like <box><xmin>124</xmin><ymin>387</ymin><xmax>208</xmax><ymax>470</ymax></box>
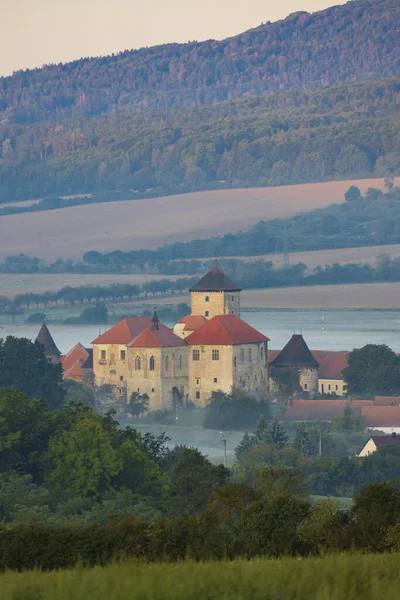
<box><xmin>0</xmin><ymin>178</ymin><xmax>393</xmax><ymax>261</ymax></box>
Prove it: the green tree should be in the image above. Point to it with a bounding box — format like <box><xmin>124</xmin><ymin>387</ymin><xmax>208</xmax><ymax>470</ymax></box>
<box><xmin>61</xmin><ymin>380</ymin><xmax>95</xmax><ymax>406</ymax></box>
<box><xmin>168</xmin><ymin>447</ymin><xmax>229</xmax><ymax>516</ymax></box>
<box><xmin>235</xmin><ymin>432</ymin><xmax>258</xmax><ymax>459</ymax></box>
<box><xmin>126</xmin><ymin>392</ymin><xmax>149</xmax><ymax>419</ymax></box>
<box><xmin>343</xmin><ymin>344</ymin><xmax>400</xmax><ymax>396</ymax></box>
<box><xmin>293</xmin><ymin>422</ymin><xmax>313</xmax><ymax>457</ymax></box>
<box><xmin>298</xmin><ymin>498</ymin><xmax>352</xmax><ymax>553</ymax></box>
<box><xmin>0</xmin><ymin>389</ymin><xmax>60</xmax><ymax>482</ymax></box>
<box><xmin>44</xmin><ymin>415</ymin><xmax>123</xmax><ymax>498</ymax></box>
<box><xmin>266</xmin><ymin>419</ymin><xmax>289</xmax><ymax>448</ymax></box>
<box><xmin>0</xmin><ymin>336</ymin><xmax>64</xmax><ymax>409</ymax></box>
<box><xmin>344</xmin><ymin>185</ymin><xmax>362</xmax><ymax>203</ymax></box>
<box><xmin>203</xmin><ymin>389</ymin><xmax>271</xmax><ymax>431</ymax></box>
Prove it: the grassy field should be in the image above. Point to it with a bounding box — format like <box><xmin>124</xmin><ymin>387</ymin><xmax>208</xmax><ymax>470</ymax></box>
<box><xmin>0</xmin><ymin>178</ymin><xmax>393</xmax><ymax>260</ymax></box>
<box><xmin>1</xmin><ymin>554</ymin><xmax>399</xmax><ymax>599</ymax></box>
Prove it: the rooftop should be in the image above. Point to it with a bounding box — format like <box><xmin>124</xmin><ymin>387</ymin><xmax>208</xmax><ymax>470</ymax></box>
<box><xmin>312</xmin><ymin>350</ymin><xmax>348</xmax><ymax>379</ymax></box>
<box><xmin>186</xmin><ymin>314</ymin><xmax>269</xmax><ymax>346</ymax></box>
<box><xmin>269</xmin><ymin>334</ymin><xmax>319</xmax><ymax>368</ymax></box>
<box><xmin>369</xmin><ymin>435</ymin><xmax>400</xmax><ymax>448</ymax></box>
<box><xmin>177</xmin><ymin>314</ymin><xmax>208</xmax><ymax>331</ymax></box>
<box><xmin>92</xmin><ymin>317</ymin><xmax>186</xmax><ymax>348</ymax></box>
<box><xmin>36</xmin><ymin>322</ymin><xmax>61</xmax><ymax>358</ymax></box>
<box><xmin>189</xmin><ymin>263</ymin><xmax>241</xmax><ymax>293</ymax></box>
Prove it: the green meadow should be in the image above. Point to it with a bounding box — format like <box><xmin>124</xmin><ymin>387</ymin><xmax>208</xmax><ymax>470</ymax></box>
<box><xmin>1</xmin><ymin>554</ymin><xmax>399</xmax><ymax>600</ymax></box>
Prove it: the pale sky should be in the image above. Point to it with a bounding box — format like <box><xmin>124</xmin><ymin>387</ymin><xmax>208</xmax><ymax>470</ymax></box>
<box><xmin>1</xmin><ymin>0</ymin><xmax>346</xmax><ymax>76</ymax></box>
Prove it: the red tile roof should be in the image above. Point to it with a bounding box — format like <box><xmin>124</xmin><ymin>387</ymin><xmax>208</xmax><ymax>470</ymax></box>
<box><xmin>186</xmin><ymin>314</ymin><xmax>270</xmax><ymax>346</ymax></box>
<box><xmin>61</xmin><ymin>343</ymin><xmax>89</xmax><ymax>373</ymax></box>
<box><xmin>312</xmin><ymin>350</ymin><xmax>349</xmax><ymax>379</ymax></box>
<box><xmin>285</xmin><ymin>399</ymin><xmax>349</xmax><ymax>421</ymax></box>
<box><xmin>361</xmin><ymin>406</ymin><xmax>400</xmax><ymax>427</ymax></box>
<box><xmin>128</xmin><ymin>324</ymin><xmax>187</xmax><ymax>348</ymax></box>
<box><xmin>63</xmin><ymin>359</ymin><xmax>85</xmax><ymax>381</ymax></box>
<box><xmin>91</xmin><ymin>318</ymin><xmax>153</xmax><ymax>345</ymax></box>
<box><xmin>177</xmin><ymin>315</ymin><xmax>208</xmax><ymax>331</ymax></box>
<box><xmin>374</xmin><ymin>396</ymin><xmax>400</xmax><ymax>406</ymax></box>
<box><xmin>370</xmin><ymin>435</ymin><xmax>400</xmax><ymax>448</ymax></box>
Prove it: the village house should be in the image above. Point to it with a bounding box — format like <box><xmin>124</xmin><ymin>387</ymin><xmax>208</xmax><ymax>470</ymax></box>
<box><xmin>358</xmin><ymin>433</ymin><xmax>400</xmax><ymax>457</ymax></box>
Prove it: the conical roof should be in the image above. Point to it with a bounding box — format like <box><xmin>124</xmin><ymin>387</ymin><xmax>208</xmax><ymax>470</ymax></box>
<box><xmin>36</xmin><ymin>322</ymin><xmax>61</xmax><ymax>358</ymax></box>
<box><xmin>269</xmin><ymin>334</ymin><xmax>319</xmax><ymax>368</ymax></box>
<box><xmin>189</xmin><ymin>263</ymin><xmax>241</xmax><ymax>292</ymax></box>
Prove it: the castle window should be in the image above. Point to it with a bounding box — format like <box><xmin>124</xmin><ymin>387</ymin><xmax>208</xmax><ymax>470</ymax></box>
<box><xmin>233</xmin><ymin>356</ymin><xmax>237</xmax><ymax>368</ymax></box>
<box><xmin>214</xmin><ymin>377</ymin><xmax>218</xmax><ymax>383</ymax></box>
<box><xmin>192</xmin><ymin>350</ymin><xmax>200</xmax><ymax>361</ymax></box>
<box><xmin>328</xmin><ymin>384</ymin><xmax>331</xmax><ymax>390</ymax></box>
<box><xmin>205</xmin><ymin>296</ymin><xmax>209</xmax><ymax>302</ymax></box>
<box><xmin>101</xmin><ymin>350</ymin><xmax>106</xmax><ymax>360</ymax></box>
<box><xmin>165</xmin><ymin>356</ymin><xmax>169</xmax><ymax>371</ymax></box>
<box><xmin>152</xmin><ymin>388</ymin><xmax>155</xmax><ymax>393</ymax></box>
<box><xmin>248</xmin><ymin>348</ymin><xmax>252</xmax><ymax>362</ymax></box>
<box><xmin>335</xmin><ymin>385</ymin><xmax>338</xmax><ymax>391</ymax></box>
<box><xmin>135</xmin><ymin>356</ymin><xmax>141</xmax><ymax>371</ymax></box>
<box><xmin>232</xmin><ymin>296</ymin><xmax>234</xmax><ymax>301</ymax></box>
<box><xmin>304</xmin><ymin>384</ymin><xmax>308</xmax><ymax>390</ymax></box>
<box><xmin>212</xmin><ymin>349</ymin><xmax>220</xmax><ymax>361</ymax></box>
<box><xmin>240</xmin><ymin>348</ymin><xmax>244</xmax><ymax>362</ymax></box>
<box><xmin>260</xmin><ymin>346</ymin><xmax>264</xmax><ymax>359</ymax></box>
<box><xmin>195</xmin><ymin>378</ymin><xmax>200</xmax><ymax>385</ymax></box>
<box><xmin>179</xmin><ymin>355</ymin><xmax>182</xmax><ymax>370</ymax></box>
<box><xmin>196</xmin><ymin>391</ymin><xmax>200</xmax><ymax>400</ymax></box>
<box><xmin>120</xmin><ymin>350</ymin><xmax>126</xmax><ymax>360</ymax></box>
<box><xmin>150</xmin><ymin>356</ymin><xmax>155</xmax><ymax>371</ymax></box>
<box><xmin>120</xmin><ymin>376</ymin><xmax>123</xmax><ymax>382</ymax></box>
<box><xmin>205</xmin><ymin>311</ymin><xmax>209</xmax><ymax>317</ymax></box>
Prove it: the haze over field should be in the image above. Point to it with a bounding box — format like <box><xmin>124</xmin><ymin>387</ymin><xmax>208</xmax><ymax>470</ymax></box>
<box><xmin>0</xmin><ymin>179</ymin><xmax>391</xmax><ymax>260</ymax></box>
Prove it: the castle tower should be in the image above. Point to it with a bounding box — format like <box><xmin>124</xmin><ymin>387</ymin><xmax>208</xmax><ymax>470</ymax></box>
<box><xmin>36</xmin><ymin>321</ymin><xmax>61</xmax><ymax>363</ymax></box>
<box><xmin>189</xmin><ymin>263</ymin><xmax>241</xmax><ymax>319</ymax></box>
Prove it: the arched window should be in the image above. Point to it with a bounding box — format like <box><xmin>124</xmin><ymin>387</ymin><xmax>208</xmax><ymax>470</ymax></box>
<box><xmin>135</xmin><ymin>356</ymin><xmax>141</xmax><ymax>371</ymax></box>
<box><xmin>165</xmin><ymin>355</ymin><xmax>169</xmax><ymax>371</ymax></box>
<box><xmin>149</xmin><ymin>356</ymin><xmax>155</xmax><ymax>371</ymax></box>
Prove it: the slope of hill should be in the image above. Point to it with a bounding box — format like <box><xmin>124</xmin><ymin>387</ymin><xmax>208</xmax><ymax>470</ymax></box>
<box><xmin>0</xmin><ymin>179</ymin><xmax>392</xmax><ymax>260</ymax></box>
<box><xmin>1</xmin><ymin>0</ymin><xmax>398</xmax><ymax>121</ymax></box>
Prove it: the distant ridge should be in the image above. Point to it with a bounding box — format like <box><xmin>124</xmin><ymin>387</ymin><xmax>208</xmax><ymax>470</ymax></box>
<box><xmin>0</xmin><ymin>0</ymin><xmax>398</xmax><ymax>122</ymax></box>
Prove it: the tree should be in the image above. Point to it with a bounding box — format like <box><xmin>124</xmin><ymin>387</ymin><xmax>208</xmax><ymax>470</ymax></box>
<box><xmin>44</xmin><ymin>415</ymin><xmax>123</xmax><ymax>498</ymax></box>
<box><xmin>168</xmin><ymin>447</ymin><xmax>229</xmax><ymax>516</ymax></box>
<box><xmin>0</xmin><ymin>336</ymin><xmax>64</xmax><ymax>409</ymax></box>
<box><xmin>235</xmin><ymin>432</ymin><xmax>258</xmax><ymax>459</ymax></box>
<box><xmin>266</xmin><ymin>419</ymin><xmax>290</xmax><ymax>449</ymax></box>
<box><xmin>0</xmin><ymin>389</ymin><xmax>61</xmax><ymax>482</ymax></box>
<box><xmin>126</xmin><ymin>392</ymin><xmax>149</xmax><ymax>419</ymax></box>
<box><xmin>204</xmin><ymin>389</ymin><xmax>272</xmax><ymax>431</ymax></box>
<box><xmin>343</xmin><ymin>344</ymin><xmax>400</xmax><ymax>396</ymax></box>
<box><xmin>344</xmin><ymin>185</ymin><xmax>362</xmax><ymax>203</ymax></box>
<box><xmin>61</xmin><ymin>380</ymin><xmax>95</xmax><ymax>406</ymax></box>
<box><xmin>293</xmin><ymin>422</ymin><xmax>313</xmax><ymax>457</ymax></box>
<box><xmin>298</xmin><ymin>498</ymin><xmax>352</xmax><ymax>553</ymax></box>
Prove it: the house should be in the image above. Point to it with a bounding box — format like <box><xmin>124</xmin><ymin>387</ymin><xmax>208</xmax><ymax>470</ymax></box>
<box><xmin>87</xmin><ymin>264</ymin><xmax>270</xmax><ymax>409</ymax></box>
<box><xmin>185</xmin><ymin>314</ymin><xmax>269</xmax><ymax>405</ymax></box>
<box><xmin>269</xmin><ymin>334</ymin><xmax>319</xmax><ymax>395</ymax></box>
<box><xmin>312</xmin><ymin>350</ymin><xmax>348</xmax><ymax>396</ymax></box>
<box><xmin>358</xmin><ymin>433</ymin><xmax>400</xmax><ymax>457</ymax></box>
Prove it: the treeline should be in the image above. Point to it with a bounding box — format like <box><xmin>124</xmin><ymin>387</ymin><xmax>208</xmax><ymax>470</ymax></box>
<box><xmin>1</xmin><ymin>0</ymin><xmax>398</xmax><ymax>123</ymax></box>
<box><xmin>0</xmin><ymin>78</ymin><xmax>398</xmax><ymax>201</ymax></box>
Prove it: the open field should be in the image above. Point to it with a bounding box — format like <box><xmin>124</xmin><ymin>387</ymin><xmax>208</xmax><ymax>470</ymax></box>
<box><xmin>0</xmin><ymin>178</ymin><xmax>395</xmax><ymax>260</ymax></box>
<box><xmin>216</xmin><ymin>244</ymin><xmax>400</xmax><ymax>269</ymax></box>
<box><xmin>1</xmin><ymin>554</ymin><xmax>400</xmax><ymax>599</ymax></box>
<box><xmin>0</xmin><ymin>273</ymin><xmax>180</xmax><ymax>299</ymax></box>
<box><xmin>136</xmin><ymin>282</ymin><xmax>400</xmax><ymax>309</ymax></box>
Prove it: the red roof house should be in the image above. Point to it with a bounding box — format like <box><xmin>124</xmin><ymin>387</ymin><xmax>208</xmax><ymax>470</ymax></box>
<box><xmin>186</xmin><ymin>314</ymin><xmax>270</xmax><ymax>346</ymax></box>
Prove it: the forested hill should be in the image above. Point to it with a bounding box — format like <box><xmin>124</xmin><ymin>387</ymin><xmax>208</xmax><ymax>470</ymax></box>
<box><xmin>1</xmin><ymin>0</ymin><xmax>399</xmax><ymax>123</ymax></box>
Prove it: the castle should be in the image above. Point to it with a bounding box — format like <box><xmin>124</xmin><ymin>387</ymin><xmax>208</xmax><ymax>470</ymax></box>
<box><xmin>39</xmin><ymin>264</ymin><xmax>349</xmax><ymax>407</ymax></box>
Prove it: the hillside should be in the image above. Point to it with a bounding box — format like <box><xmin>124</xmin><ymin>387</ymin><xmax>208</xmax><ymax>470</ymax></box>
<box><xmin>0</xmin><ymin>179</ymin><xmax>387</xmax><ymax>260</ymax></box>
<box><xmin>0</xmin><ymin>0</ymin><xmax>399</xmax><ymax>202</ymax></box>
<box><xmin>1</xmin><ymin>0</ymin><xmax>398</xmax><ymax>121</ymax></box>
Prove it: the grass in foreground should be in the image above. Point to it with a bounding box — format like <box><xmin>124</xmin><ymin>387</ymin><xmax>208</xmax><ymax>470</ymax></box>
<box><xmin>1</xmin><ymin>553</ymin><xmax>399</xmax><ymax>600</ymax></box>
